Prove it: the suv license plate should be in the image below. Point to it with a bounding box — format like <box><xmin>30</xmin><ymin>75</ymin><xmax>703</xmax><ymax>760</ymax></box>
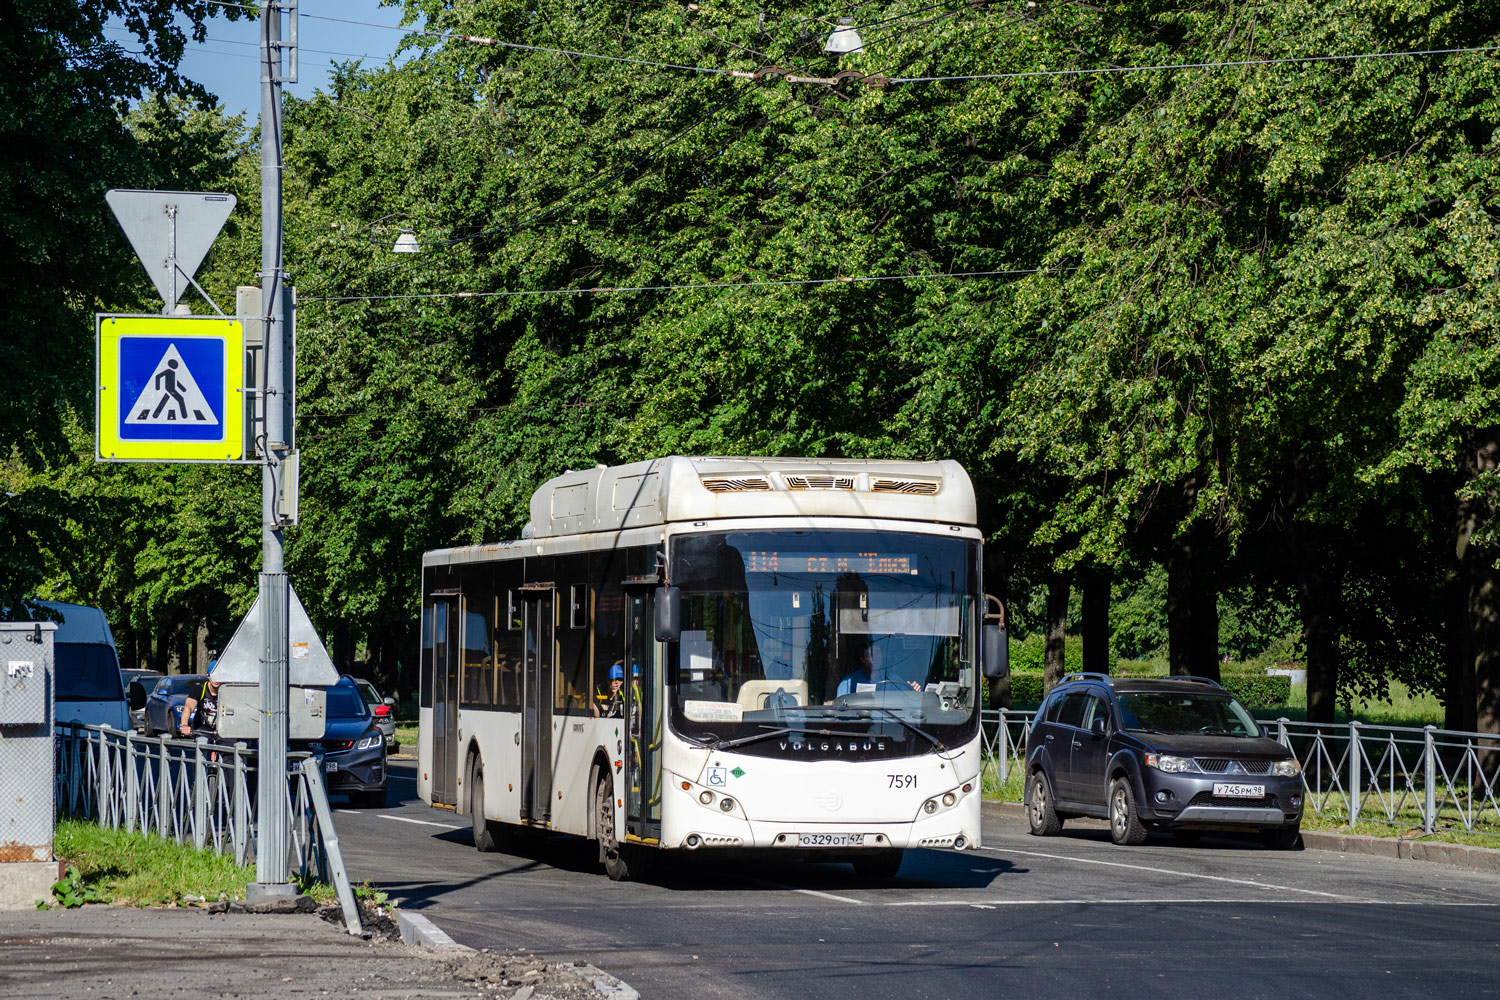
<box><xmin>1213</xmin><ymin>782</ymin><xmax>1263</xmax><ymax>798</ymax></box>
<box><xmin>797</xmin><ymin>833</ymin><xmax>864</xmax><ymax>847</ymax></box>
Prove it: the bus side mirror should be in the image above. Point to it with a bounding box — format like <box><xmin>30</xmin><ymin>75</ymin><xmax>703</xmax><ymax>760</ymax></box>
<box><xmin>655</xmin><ymin>586</ymin><xmax>681</xmax><ymax>642</ymax></box>
<box><xmin>982</xmin><ymin>624</ymin><xmax>1008</xmax><ymax>680</ymax></box>
<box><xmin>128</xmin><ymin>681</ymin><xmax>148</xmax><ymax>711</ymax></box>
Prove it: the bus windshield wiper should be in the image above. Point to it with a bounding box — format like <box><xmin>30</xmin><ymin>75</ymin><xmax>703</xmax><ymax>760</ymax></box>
<box><xmin>876</xmin><ymin>707</ymin><xmax>947</xmax><ymax>751</ymax></box>
<box><xmin>709</xmin><ymin>724</ymin><xmax>872</xmax><ymax>751</ymax></box>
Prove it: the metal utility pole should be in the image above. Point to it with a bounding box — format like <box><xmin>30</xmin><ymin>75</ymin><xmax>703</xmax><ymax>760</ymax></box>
<box><xmin>251</xmin><ymin>0</ymin><xmax>295</xmax><ymax>899</ymax></box>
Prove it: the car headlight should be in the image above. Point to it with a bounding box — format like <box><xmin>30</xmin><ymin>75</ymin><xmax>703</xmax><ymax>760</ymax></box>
<box><xmin>1271</xmin><ymin>758</ymin><xmax>1302</xmax><ymax>777</ymax></box>
<box><xmin>1145</xmin><ymin>753</ymin><xmax>1194</xmax><ymax>773</ymax></box>
<box><xmin>355</xmin><ymin>734</ymin><xmax>383</xmax><ymax>751</ymax></box>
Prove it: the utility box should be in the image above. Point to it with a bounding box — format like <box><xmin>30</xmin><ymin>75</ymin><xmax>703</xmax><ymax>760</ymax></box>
<box><xmin>0</xmin><ymin>621</ymin><xmax>58</xmax><ymax>909</ymax></box>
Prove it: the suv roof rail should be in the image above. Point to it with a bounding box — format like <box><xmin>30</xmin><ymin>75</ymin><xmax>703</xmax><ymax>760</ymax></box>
<box><xmin>1059</xmin><ymin>672</ymin><xmax>1113</xmax><ymax>685</ymax></box>
<box><xmin>1171</xmin><ymin>674</ymin><xmax>1226</xmax><ymax>689</ymax></box>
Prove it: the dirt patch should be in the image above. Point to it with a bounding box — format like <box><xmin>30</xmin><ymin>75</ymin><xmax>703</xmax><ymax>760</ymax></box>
<box><xmin>437</xmin><ymin>949</ymin><xmax>609</xmax><ymax>999</ymax></box>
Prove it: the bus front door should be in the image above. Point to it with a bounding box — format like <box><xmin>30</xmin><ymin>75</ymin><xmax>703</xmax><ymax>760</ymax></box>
<box><xmin>520</xmin><ymin>587</ymin><xmax>554</xmax><ymax>824</ymax></box>
<box><xmin>431</xmin><ymin>594</ymin><xmax>460</xmax><ymax>806</ymax></box>
<box><xmin>625</xmin><ymin>591</ymin><xmax>661</xmax><ymax>839</ymax></box>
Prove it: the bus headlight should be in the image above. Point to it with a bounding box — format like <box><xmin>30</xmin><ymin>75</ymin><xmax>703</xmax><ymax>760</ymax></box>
<box><xmin>719</xmin><ymin>797</ymin><xmax>735</xmax><ymax>812</ymax></box>
<box><xmin>941</xmin><ymin>792</ymin><xmax>956</xmax><ymax>807</ymax></box>
<box><xmin>923</xmin><ymin>799</ymin><xmax>938</xmax><ymax>814</ymax></box>
<box><xmin>700</xmin><ymin>790</ymin><xmax>714</xmax><ymax>805</ymax></box>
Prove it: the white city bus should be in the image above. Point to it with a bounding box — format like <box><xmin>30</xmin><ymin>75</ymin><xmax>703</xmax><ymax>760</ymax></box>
<box><xmin>417</xmin><ymin>456</ymin><xmax>1007</xmax><ymax>879</ymax></box>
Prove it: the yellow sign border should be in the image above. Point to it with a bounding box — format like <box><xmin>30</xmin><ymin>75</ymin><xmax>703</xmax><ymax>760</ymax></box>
<box><xmin>97</xmin><ymin>314</ymin><xmax>246</xmax><ymax>462</ymax></box>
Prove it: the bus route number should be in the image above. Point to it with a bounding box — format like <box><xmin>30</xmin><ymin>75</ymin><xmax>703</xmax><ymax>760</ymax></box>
<box><xmin>888</xmin><ymin>774</ymin><xmax>916</xmax><ymax>789</ymax></box>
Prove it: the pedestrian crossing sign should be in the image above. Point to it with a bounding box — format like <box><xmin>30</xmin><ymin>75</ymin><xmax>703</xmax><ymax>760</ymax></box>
<box><xmin>96</xmin><ymin>314</ymin><xmax>245</xmax><ymax>462</ymax></box>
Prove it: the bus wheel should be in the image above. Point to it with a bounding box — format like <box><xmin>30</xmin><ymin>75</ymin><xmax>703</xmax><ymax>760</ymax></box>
<box><xmin>596</xmin><ymin>777</ymin><xmax>633</xmax><ymax>881</ymax></box>
<box><xmin>470</xmin><ymin>763</ymin><xmax>509</xmax><ymax>853</ymax></box>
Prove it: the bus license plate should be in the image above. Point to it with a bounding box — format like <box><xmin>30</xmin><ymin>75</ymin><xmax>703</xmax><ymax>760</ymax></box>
<box><xmin>1212</xmin><ymin>782</ymin><xmax>1262</xmax><ymax>798</ymax></box>
<box><xmin>798</xmin><ymin>833</ymin><xmax>864</xmax><ymax>847</ymax></box>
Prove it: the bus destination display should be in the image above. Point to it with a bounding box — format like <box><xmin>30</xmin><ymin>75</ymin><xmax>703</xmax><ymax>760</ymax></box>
<box><xmin>745</xmin><ymin>551</ymin><xmax>917</xmax><ymax>575</ymax></box>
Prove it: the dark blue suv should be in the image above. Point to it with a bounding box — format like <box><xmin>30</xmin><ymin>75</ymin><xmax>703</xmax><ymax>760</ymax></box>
<box><xmin>1023</xmin><ymin>673</ymin><xmax>1304</xmax><ymax>849</ymax></box>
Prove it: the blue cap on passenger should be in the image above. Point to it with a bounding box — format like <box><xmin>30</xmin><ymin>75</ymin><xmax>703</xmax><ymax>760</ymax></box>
<box><xmin>631</xmin><ymin>663</ymin><xmax>641</xmax><ymax>676</ymax></box>
<box><xmin>609</xmin><ymin>664</ymin><xmax>624</xmax><ymax>680</ymax></box>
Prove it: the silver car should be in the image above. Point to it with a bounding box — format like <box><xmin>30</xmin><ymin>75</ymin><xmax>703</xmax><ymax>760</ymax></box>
<box><xmin>348</xmin><ymin>675</ymin><xmax>396</xmax><ymax>753</ymax></box>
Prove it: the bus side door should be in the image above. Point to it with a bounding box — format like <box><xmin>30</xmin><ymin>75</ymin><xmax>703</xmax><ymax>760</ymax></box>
<box><xmin>519</xmin><ymin>585</ymin><xmax>554</xmax><ymax>824</ymax></box>
<box><xmin>625</xmin><ymin>590</ymin><xmax>662</xmax><ymax>839</ymax></box>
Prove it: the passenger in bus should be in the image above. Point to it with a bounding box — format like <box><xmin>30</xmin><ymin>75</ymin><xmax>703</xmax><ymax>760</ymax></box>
<box><xmin>593</xmin><ymin>663</ymin><xmax>625</xmax><ymax>718</ymax></box>
<box><xmin>836</xmin><ymin>640</ymin><xmax>921</xmax><ymax>696</ymax></box>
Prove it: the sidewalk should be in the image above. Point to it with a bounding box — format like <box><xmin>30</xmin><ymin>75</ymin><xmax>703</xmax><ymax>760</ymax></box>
<box><xmin>0</xmin><ymin>906</ymin><xmax>617</xmax><ymax>1000</ymax></box>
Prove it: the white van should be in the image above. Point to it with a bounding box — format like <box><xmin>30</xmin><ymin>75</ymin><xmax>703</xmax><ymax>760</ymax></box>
<box><xmin>32</xmin><ymin>600</ymin><xmax>130</xmax><ymax>730</ymax></box>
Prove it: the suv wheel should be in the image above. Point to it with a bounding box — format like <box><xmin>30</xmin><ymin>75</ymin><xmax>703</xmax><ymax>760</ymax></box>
<box><xmin>1026</xmin><ymin>770</ymin><xmax>1063</xmax><ymax>836</ymax></box>
<box><xmin>1108</xmin><ymin>777</ymin><xmax>1148</xmax><ymax>846</ymax></box>
<box><xmin>1261</xmin><ymin>824</ymin><xmax>1302</xmax><ymax>851</ymax></box>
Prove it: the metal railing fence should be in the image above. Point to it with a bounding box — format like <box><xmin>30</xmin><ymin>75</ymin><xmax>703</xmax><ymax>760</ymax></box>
<box><xmin>979</xmin><ymin>709</ymin><xmax>1500</xmax><ymax>841</ymax></box>
<box><xmin>55</xmin><ymin>723</ymin><xmax>361</xmax><ymax>932</ymax></box>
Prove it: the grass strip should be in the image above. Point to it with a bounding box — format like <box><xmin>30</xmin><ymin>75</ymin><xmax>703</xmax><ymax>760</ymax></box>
<box><xmin>50</xmin><ymin>819</ymin><xmax>256</xmax><ymax>907</ymax></box>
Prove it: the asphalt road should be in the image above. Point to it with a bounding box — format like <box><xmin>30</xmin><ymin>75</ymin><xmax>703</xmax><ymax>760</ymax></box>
<box><xmin>333</xmin><ymin>760</ymin><xmax>1500</xmax><ymax>999</ymax></box>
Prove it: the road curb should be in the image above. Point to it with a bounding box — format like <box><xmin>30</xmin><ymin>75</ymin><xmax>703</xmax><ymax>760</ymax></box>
<box><xmin>398</xmin><ymin>910</ymin><xmax>472</xmax><ymax>950</ymax></box>
<box><xmin>982</xmin><ymin>799</ymin><xmax>1500</xmax><ymax>872</ymax></box>
<box><xmin>576</xmin><ymin>963</ymin><xmax>641</xmax><ymax>1000</ymax></box>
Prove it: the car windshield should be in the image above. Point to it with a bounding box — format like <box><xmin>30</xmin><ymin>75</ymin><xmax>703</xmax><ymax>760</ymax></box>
<box><xmin>54</xmin><ymin>644</ymin><xmax>124</xmax><ymax>701</ymax></box>
<box><xmin>327</xmin><ymin>684</ymin><xmax>369</xmax><ymax>719</ymax></box>
<box><xmin>666</xmin><ymin>529</ymin><xmax>979</xmax><ymax>754</ymax></box>
<box><xmin>1115</xmin><ymin>691</ymin><xmax>1261</xmax><ymax>737</ymax></box>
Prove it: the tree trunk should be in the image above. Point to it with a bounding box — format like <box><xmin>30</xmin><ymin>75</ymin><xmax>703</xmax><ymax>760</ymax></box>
<box><xmin>1191</xmin><ymin>581</ymin><xmax>1221</xmax><ymax>681</ymax></box>
<box><xmin>1043</xmin><ymin>573</ymin><xmax>1069</xmax><ymax>694</ymax></box>
<box><xmin>1081</xmin><ymin>568</ymin><xmax>1111</xmax><ymax>675</ymax></box>
<box><xmin>1167</xmin><ymin>533</ymin><xmax>1193</xmax><ymax>676</ymax></box>
<box><xmin>333</xmin><ymin>622</ymin><xmax>356</xmax><ymax>674</ymax></box>
<box><xmin>1462</xmin><ymin>429</ymin><xmax>1500</xmax><ymax>745</ymax></box>
<box><xmin>1445</xmin><ymin>540</ymin><xmax>1477</xmax><ymax>733</ymax></box>
<box><xmin>1296</xmin><ymin>534</ymin><xmax>1339</xmax><ymax>724</ymax></box>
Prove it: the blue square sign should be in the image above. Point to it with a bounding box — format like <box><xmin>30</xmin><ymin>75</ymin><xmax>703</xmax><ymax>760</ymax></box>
<box><xmin>117</xmin><ymin>335</ymin><xmax>226</xmax><ymax>441</ymax></box>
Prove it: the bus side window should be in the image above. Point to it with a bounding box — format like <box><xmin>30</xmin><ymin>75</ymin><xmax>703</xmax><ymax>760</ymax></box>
<box><xmin>555</xmin><ymin>554</ymin><xmax>591</xmax><ymax>712</ymax></box>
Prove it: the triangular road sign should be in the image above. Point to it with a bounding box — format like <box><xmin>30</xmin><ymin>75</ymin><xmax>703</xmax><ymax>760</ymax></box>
<box><xmin>105</xmin><ymin>189</ymin><xmax>236</xmax><ymax>309</ymax></box>
<box><xmin>123</xmin><ymin>343</ymin><xmax>220</xmax><ymax>427</ymax></box>
<box><xmin>210</xmin><ymin>583</ymin><xmax>339</xmax><ymax>687</ymax></box>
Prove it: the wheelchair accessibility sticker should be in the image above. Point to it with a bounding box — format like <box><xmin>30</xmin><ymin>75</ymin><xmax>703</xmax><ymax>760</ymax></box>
<box><xmin>707</xmin><ymin>766</ymin><xmax>728</xmax><ymax>787</ymax></box>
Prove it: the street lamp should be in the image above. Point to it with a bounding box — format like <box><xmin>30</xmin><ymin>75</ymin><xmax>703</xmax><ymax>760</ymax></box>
<box><xmin>824</xmin><ymin>17</ymin><xmax>863</xmax><ymax>55</ymax></box>
<box><xmin>393</xmin><ymin>230</ymin><xmax>420</xmax><ymax>253</ymax></box>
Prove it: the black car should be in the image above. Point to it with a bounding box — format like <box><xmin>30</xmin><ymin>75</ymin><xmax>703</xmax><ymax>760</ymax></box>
<box><xmin>1023</xmin><ymin>673</ymin><xmax>1304</xmax><ymax>849</ymax></box>
<box><xmin>290</xmin><ymin>677</ymin><xmax>387</xmax><ymax>808</ymax></box>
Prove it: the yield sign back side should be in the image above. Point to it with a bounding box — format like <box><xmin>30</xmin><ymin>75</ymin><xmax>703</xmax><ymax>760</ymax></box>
<box><xmin>104</xmin><ymin>189</ymin><xmax>235</xmax><ymax>310</ymax></box>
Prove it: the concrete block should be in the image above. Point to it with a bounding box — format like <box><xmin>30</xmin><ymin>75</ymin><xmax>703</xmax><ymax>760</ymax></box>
<box><xmin>0</xmin><ymin>861</ymin><xmax>62</xmax><ymax>910</ymax></box>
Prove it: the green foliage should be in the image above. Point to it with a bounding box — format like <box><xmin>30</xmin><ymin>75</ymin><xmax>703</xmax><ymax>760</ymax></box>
<box><xmin>1221</xmin><ymin>674</ymin><xmax>1292</xmax><ymax>708</ymax></box>
<box><xmin>10</xmin><ymin>0</ymin><xmax>1499</xmax><ymax>721</ymax></box>
<box><xmin>52</xmin><ymin>819</ymin><xmax>252</xmax><ymax>906</ymax></box>
<box><xmin>48</xmin><ymin>866</ymin><xmax>110</xmax><ymax>908</ymax></box>
<box><xmin>1005</xmin><ymin>671</ymin><xmax>1044</xmax><ymax>706</ymax></box>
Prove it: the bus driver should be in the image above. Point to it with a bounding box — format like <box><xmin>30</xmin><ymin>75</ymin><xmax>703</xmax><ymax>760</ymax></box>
<box><xmin>836</xmin><ymin>639</ymin><xmax>921</xmax><ymax>696</ymax></box>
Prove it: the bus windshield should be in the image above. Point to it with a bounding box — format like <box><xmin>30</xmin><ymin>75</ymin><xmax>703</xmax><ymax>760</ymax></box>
<box><xmin>668</xmin><ymin>529</ymin><xmax>979</xmax><ymax>754</ymax></box>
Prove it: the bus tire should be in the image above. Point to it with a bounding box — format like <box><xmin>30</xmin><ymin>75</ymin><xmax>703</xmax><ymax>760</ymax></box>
<box><xmin>596</xmin><ymin>777</ymin><xmax>633</xmax><ymax>881</ymax></box>
<box><xmin>471</xmin><ymin>763</ymin><xmax>509</xmax><ymax>853</ymax></box>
